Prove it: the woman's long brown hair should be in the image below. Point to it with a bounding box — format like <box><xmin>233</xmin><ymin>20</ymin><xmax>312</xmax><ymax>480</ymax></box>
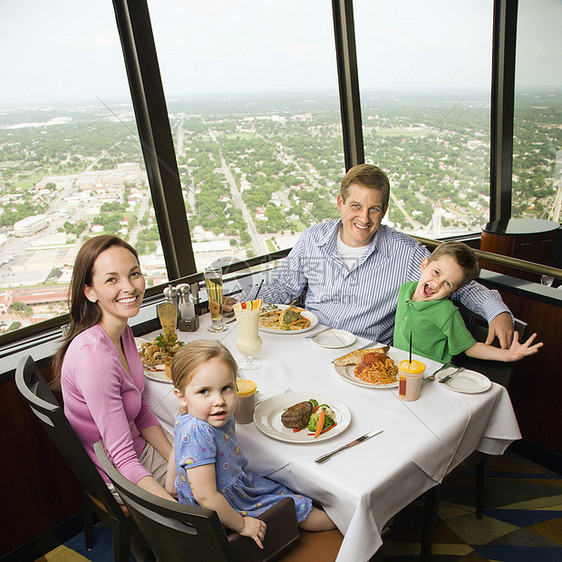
<box><xmin>51</xmin><ymin>235</ymin><xmax>140</xmax><ymax>388</ymax></box>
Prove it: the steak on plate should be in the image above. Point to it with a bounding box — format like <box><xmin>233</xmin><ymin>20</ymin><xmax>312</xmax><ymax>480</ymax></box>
<box><xmin>281</xmin><ymin>401</ymin><xmax>314</xmax><ymax>429</ymax></box>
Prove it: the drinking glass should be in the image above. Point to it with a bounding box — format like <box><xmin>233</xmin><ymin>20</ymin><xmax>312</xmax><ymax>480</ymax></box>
<box><xmin>541</xmin><ymin>275</ymin><xmax>554</xmax><ymax>287</ymax></box>
<box><xmin>204</xmin><ymin>266</ymin><xmax>227</xmax><ymax>332</ymax></box>
<box><xmin>235</xmin><ymin>307</ymin><xmax>262</xmax><ymax>370</ymax></box>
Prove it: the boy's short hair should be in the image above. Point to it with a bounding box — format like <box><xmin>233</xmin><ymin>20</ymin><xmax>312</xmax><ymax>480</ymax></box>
<box><xmin>429</xmin><ymin>241</ymin><xmax>480</xmax><ymax>289</ymax></box>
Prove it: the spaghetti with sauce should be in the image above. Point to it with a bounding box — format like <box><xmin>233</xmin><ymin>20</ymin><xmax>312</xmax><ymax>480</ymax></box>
<box><xmin>354</xmin><ymin>351</ymin><xmax>398</xmax><ymax>385</ymax></box>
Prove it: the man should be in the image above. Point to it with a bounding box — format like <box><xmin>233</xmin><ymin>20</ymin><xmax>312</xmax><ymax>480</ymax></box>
<box><xmin>244</xmin><ymin>164</ymin><xmax>514</xmax><ymax>347</ymax></box>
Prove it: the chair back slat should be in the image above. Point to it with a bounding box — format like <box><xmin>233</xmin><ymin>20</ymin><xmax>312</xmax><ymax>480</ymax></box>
<box><xmin>15</xmin><ymin>355</ymin><xmax>126</xmax><ymax>521</ymax></box>
<box><xmin>95</xmin><ymin>440</ymin><xmax>234</xmax><ymax>562</ymax></box>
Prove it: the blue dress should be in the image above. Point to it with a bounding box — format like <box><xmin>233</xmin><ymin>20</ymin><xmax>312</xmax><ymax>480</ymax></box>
<box><xmin>174</xmin><ymin>414</ymin><xmax>312</xmax><ymax>522</ymax></box>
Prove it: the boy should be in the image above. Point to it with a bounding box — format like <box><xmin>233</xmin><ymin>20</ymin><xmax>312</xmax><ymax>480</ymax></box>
<box><xmin>393</xmin><ymin>241</ymin><xmax>542</xmax><ymax>364</ymax></box>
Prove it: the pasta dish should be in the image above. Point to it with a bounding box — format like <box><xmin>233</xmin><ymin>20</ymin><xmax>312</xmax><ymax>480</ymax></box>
<box><xmin>259</xmin><ymin>305</ymin><xmax>311</xmax><ymax>331</ymax></box>
<box><xmin>354</xmin><ymin>351</ymin><xmax>398</xmax><ymax>385</ymax></box>
<box><xmin>139</xmin><ymin>332</ymin><xmax>183</xmax><ymax>366</ymax></box>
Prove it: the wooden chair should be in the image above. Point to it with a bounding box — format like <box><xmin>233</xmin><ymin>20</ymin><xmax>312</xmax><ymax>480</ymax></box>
<box><xmin>95</xmin><ymin>440</ymin><xmax>304</xmax><ymax>561</ymax></box>
<box><xmin>280</xmin><ymin>529</ymin><xmax>343</xmax><ymax>561</ymax></box>
<box><xmin>95</xmin><ymin>440</ymin><xmax>344</xmax><ymax>562</ymax></box>
<box><xmin>455</xmin><ymin>304</ymin><xmax>527</xmax><ymax>389</ymax></box>
<box><xmin>15</xmin><ymin>355</ymin><xmax>132</xmax><ymax>562</ymax></box>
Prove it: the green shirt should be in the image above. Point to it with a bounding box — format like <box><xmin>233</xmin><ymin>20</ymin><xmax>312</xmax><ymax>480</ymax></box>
<box><xmin>393</xmin><ymin>281</ymin><xmax>476</xmax><ymax>363</ymax></box>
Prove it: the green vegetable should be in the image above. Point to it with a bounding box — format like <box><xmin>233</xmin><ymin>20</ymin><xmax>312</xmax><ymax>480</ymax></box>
<box><xmin>318</xmin><ymin>405</ymin><xmax>335</xmax><ymax>419</ymax></box>
<box><xmin>261</xmin><ymin>302</ymin><xmax>279</xmax><ymax>313</ymax></box>
<box><xmin>308</xmin><ymin>412</ymin><xmax>335</xmax><ymax>432</ymax></box>
<box><xmin>306</xmin><ymin>400</ymin><xmax>335</xmax><ymax>432</ymax></box>
<box><xmin>308</xmin><ymin>413</ymin><xmax>319</xmax><ymax>431</ymax></box>
<box><xmin>154</xmin><ymin>333</ymin><xmax>184</xmax><ymax>353</ymax></box>
<box><xmin>281</xmin><ymin>308</ymin><xmax>301</xmax><ymax>326</ymax></box>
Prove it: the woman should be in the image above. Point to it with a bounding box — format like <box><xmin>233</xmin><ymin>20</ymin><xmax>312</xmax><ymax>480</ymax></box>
<box><xmin>52</xmin><ymin>235</ymin><xmax>175</xmax><ymax>500</ymax></box>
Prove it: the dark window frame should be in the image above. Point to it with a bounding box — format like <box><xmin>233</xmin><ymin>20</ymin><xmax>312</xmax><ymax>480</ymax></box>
<box><xmin>112</xmin><ymin>0</ymin><xmax>196</xmax><ymax>279</ymax></box>
<box><xmin>490</xmin><ymin>0</ymin><xmax>518</xmax><ymax>221</ymax></box>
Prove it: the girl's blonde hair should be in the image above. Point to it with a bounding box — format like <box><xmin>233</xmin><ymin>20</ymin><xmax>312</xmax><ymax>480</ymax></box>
<box><xmin>171</xmin><ymin>340</ymin><xmax>238</xmax><ymax>395</ymax></box>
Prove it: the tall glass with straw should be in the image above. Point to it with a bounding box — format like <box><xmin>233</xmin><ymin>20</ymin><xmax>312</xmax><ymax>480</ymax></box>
<box><xmin>204</xmin><ymin>266</ymin><xmax>227</xmax><ymax>332</ymax></box>
<box><xmin>398</xmin><ymin>331</ymin><xmax>425</xmax><ymax>401</ymax></box>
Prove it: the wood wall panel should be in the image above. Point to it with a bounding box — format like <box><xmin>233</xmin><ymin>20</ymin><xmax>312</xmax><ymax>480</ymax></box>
<box><xmin>500</xmin><ymin>292</ymin><xmax>562</xmax><ymax>454</ymax></box>
<box><xmin>0</xmin><ymin>370</ymin><xmax>82</xmax><ymax>557</ymax></box>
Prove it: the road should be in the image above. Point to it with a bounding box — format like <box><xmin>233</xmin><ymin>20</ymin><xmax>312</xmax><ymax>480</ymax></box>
<box><xmin>204</xmin><ymin>120</ymin><xmax>268</xmax><ymax>255</ymax></box>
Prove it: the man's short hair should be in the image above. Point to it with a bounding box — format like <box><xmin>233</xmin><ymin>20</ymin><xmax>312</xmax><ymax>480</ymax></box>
<box><xmin>340</xmin><ymin>164</ymin><xmax>390</xmax><ymax>208</ymax></box>
<box><xmin>429</xmin><ymin>241</ymin><xmax>480</xmax><ymax>289</ymax></box>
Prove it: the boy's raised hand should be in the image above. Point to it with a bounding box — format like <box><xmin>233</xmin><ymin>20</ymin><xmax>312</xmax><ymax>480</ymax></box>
<box><xmin>506</xmin><ymin>331</ymin><xmax>543</xmax><ymax>361</ymax></box>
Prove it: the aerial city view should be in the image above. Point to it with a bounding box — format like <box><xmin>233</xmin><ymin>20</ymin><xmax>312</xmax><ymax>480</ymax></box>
<box><xmin>0</xmin><ymin>90</ymin><xmax>560</xmax><ymax>332</ymax></box>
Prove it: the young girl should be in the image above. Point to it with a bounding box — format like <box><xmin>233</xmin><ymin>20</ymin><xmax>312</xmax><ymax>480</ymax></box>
<box><xmin>171</xmin><ymin>340</ymin><xmax>335</xmax><ymax>549</ymax></box>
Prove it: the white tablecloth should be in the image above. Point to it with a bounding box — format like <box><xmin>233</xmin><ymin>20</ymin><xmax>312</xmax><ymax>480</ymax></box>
<box><xmin>142</xmin><ymin>314</ymin><xmax>521</xmax><ymax>562</ymax></box>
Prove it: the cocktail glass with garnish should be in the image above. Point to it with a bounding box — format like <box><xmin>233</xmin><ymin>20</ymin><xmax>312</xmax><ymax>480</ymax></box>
<box><xmin>234</xmin><ymin>300</ymin><xmax>262</xmax><ymax>370</ymax></box>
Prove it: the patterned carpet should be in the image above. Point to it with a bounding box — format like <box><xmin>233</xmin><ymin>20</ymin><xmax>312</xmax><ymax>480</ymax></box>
<box><xmin>378</xmin><ymin>452</ymin><xmax>562</xmax><ymax>561</ymax></box>
<box><xmin>36</xmin><ymin>452</ymin><xmax>561</xmax><ymax>562</ymax></box>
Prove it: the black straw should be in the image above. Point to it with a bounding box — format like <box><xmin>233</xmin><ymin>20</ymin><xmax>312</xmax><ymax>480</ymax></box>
<box><xmin>409</xmin><ymin>331</ymin><xmax>412</xmax><ymax>364</ymax></box>
<box><xmin>254</xmin><ymin>279</ymin><xmax>264</xmax><ymax>300</ymax></box>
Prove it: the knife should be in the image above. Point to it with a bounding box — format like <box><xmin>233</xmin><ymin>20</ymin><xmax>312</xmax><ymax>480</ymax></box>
<box><xmin>439</xmin><ymin>367</ymin><xmax>465</xmax><ymax>384</ymax></box>
<box><xmin>314</xmin><ymin>429</ymin><xmax>383</xmax><ymax>464</ymax></box>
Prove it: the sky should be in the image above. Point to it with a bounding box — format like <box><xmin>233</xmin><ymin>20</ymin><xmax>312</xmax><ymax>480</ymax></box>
<box><xmin>0</xmin><ymin>0</ymin><xmax>560</xmax><ymax>107</ymax></box>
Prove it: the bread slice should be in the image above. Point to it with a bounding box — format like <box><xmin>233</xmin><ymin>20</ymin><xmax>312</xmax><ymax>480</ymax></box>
<box><xmin>333</xmin><ymin>345</ymin><xmax>390</xmax><ymax>366</ymax></box>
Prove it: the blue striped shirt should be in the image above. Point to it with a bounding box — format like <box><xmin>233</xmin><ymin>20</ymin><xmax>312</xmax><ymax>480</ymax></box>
<box><xmin>253</xmin><ymin>220</ymin><xmax>510</xmax><ymax>344</ymax></box>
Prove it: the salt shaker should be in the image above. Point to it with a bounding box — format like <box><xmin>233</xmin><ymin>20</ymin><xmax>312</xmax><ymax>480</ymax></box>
<box><xmin>163</xmin><ymin>285</ymin><xmax>179</xmax><ymax>313</ymax></box>
<box><xmin>177</xmin><ymin>283</ymin><xmax>199</xmax><ymax>332</ymax></box>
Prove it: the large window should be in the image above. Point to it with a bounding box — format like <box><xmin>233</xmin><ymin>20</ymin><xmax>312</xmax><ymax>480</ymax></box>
<box><xmin>148</xmin><ymin>0</ymin><xmax>344</xmax><ymax>270</ymax></box>
<box><xmin>1</xmin><ymin>1</ymin><xmax>557</xmax><ymax>344</ymax></box>
<box><xmin>0</xmin><ymin>0</ymin><xmax>163</xmax><ymax>335</ymax></box>
<box><xmin>512</xmin><ymin>0</ymin><xmax>562</xmax><ymax>221</ymax></box>
<box><xmin>355</xmin><ymin>0</ymin><xmax>494</xmax><ymax>237</ymax></box>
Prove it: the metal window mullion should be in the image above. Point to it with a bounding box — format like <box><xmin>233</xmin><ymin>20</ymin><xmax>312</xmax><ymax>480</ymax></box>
<box><xmin>111</xmin><ymin>0</ymin><xmax>196</xmax><ymax>278</ymax></box>
<box><xmin>490</xmin><ymin>0</ymin><xmax>518</xmax><ymax>221</ymax></box>
<box><xmin>332</xmin><ymin>0</ymin><xmax>364</xmax><ymax>170</ymax></box>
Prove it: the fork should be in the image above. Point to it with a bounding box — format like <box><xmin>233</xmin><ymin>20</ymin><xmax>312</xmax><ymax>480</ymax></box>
<box><xmin>439</xmin><ymin>367</ymin><xmax>465</xmax><ymax>384</ymax></box>
<box><xmin>424</xmin><ymin>362</ymin><xmax>452</xmax><ymax>382</ymax></box>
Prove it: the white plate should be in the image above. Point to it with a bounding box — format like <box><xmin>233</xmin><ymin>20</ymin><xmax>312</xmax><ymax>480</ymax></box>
<box><xmin>258</xmin><ymin>304</ymin><xmax>318</xmax><ymax>334</ymax></box>
<box><xmin>143</xmin><ymin>364</ymin><xmax>173</xmax><ymax>384</ymax></box>
<box><xmin>333</xmin><ymin>348</ymin><xmax>399</xmax><ymax>389</ymax></box>
<box><xmin>442</xmin><ymin>370</ymin><xmax>491</xmax><ymax>394</ymax></box>
<box><xmin>311</xmin><ymin>329</ymin><xmax>356</xmax><ymax>348</ymax></box>
<box><xmin>253</xmin><ymin>391</ymin><xmax>351</xmax><ymax>443</ymax></box>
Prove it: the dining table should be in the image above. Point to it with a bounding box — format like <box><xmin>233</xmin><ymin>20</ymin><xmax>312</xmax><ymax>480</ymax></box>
<box><xmin>141</xmin><ymin>311</ymin><xmax>521</xmax><ymax>562</ymax></box>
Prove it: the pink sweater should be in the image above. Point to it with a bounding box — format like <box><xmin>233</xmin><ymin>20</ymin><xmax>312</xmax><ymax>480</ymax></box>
<box><xmin>61</xmin><ymin>324</ymin><xmax>159</xmax><ymax>484</ymax></box>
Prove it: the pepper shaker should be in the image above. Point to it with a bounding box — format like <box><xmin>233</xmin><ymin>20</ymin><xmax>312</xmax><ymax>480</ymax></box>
<box><xmin>177</xmin><ymin>283</ymin><xmax>199</xmax><ymax>332</ymax></box>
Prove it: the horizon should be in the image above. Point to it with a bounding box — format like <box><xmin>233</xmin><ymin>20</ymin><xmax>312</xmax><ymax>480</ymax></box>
<box><xmin>2</xmin><ymin>87</ymin><xmax>562</xmax><ymax>116</ymax></box>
